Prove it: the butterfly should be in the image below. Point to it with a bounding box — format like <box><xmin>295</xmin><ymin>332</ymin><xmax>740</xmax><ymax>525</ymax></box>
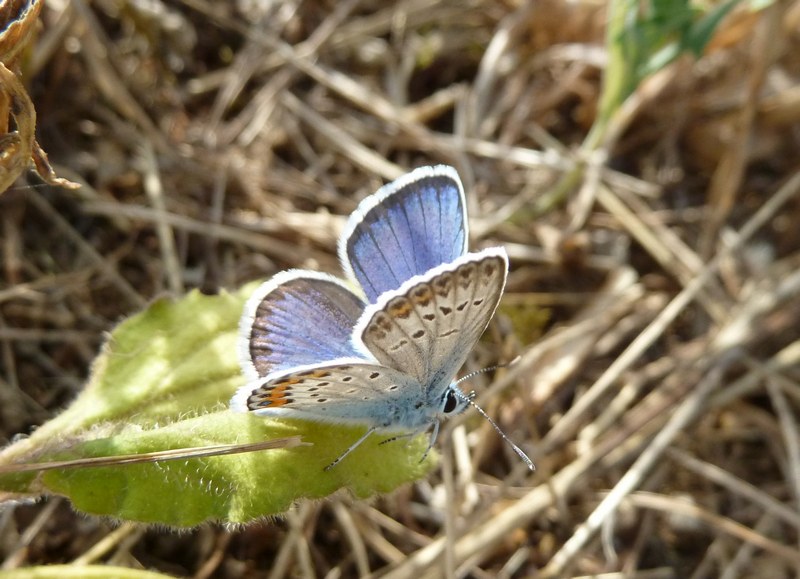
<box><xmin>232</xmin><ymin>165</ymin><xmax>532</xmax><ymax>471</ymax></box>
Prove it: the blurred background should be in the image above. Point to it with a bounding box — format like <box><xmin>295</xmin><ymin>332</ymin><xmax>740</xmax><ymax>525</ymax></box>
<box><xmin>1</xmin><ymin>0</ymin><xmax>800</xmax><ymax>577</ymax></box>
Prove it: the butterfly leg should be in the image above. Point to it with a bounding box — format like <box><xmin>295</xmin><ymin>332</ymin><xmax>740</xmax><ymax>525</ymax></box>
<box><xmin>380</xmin><ymin>423</ymin><xmax>440</xmax><ymax>463</ymax></box>
<box><xmin>378</xmin><ymin>431</ymin><xmax>419</xmax><ymax>446</ymax></box>
<box><xmin>324</xmin><ymin>427</ymin><xmax>378</xmax><ymax>471</ymax></box>
<box><xmin>419</xmin><ymin>420</ymin><xmax>441</xmax><ymax>463</ymax></box>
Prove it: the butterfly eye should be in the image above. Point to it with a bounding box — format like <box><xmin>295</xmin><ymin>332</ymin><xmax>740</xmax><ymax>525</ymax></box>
<box><xmin>442</xmin><ymin>389</ymin><xmax>459</xmax><ymax>414</ymax></box>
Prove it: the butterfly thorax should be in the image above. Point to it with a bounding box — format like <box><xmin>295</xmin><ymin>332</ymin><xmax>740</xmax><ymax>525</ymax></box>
<box><xmin>389</xmin><ymin>382</ymin><xmax>469</xmax><ymax>429</ymax></box>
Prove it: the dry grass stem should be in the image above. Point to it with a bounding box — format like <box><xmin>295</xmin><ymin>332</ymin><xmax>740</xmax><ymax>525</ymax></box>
<box><xmin>2</xmin><ymin>1</ymin><xmax>800</xmax><ymax>576</ymax></box>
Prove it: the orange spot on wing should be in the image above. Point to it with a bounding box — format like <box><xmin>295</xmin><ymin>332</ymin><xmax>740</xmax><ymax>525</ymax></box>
<box><xmin>411</xmin><ymin>286</ymin><xmax>433</xmax><ymax>305</ymax></box>
<box><xmin>388</xmin><ymin>299</ymin><xmax>413</xmax><ymax>318</ymax></box>
<box><xmin>264</xmin><ymin>383</ymin><xmax>291</xmax><ymax>407</ymax></box>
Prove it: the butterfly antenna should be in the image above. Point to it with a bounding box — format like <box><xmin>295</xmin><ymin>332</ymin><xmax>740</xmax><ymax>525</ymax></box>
<box><xmin>455</xmin><ymin>355</ymin><xmax>521</xmax><ymax>386</ymax></box>
<box><xmin>455</xmin><ymin>390</ymin><xmax>535</xmax><ymax>471</ymax></box>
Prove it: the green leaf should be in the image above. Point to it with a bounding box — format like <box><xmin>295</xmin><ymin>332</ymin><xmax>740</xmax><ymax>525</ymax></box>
<box><xmin>0</xmin><ymin>286</ymin><xmax>432</xmax><ymax>527</ymax></box>
<box><xmin>684</xmin><ymin>0</ymin><xmax>740</xmax><ymax>54</ymax></box>
<box><xmin>0</xmin><ymin>565</ymin><xmax>174</xmax><ymax>579</ymax></box>
<box><xmin>603</xmin><ymin>0</ymin><xmax>744</xmax><ymax>112</ymax></box>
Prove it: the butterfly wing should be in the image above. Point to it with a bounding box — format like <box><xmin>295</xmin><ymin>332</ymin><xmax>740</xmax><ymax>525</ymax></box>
<box><xmin>237</xmin><ymin>358</ymin><xmax>427</xmax><ymax>430</ymax></box>
<box><xmin>353</xmin><ymin>248</ymin><xmax>508</xmax><ymax>390</ymax></box>
<box><xmin>339</xmin><ymin>165</ymin><xmax>468</xmax><ymax>303</ymax></box>
<box><xmin>239</xmin><ymin>271</ymin><xmax>366</xmax><ymax>381</ymax></box>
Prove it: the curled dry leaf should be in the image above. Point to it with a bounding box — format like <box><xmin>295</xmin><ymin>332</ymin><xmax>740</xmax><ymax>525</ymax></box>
<box><xmin>0</xmin><ymin>0</ymin><xmax>42</xmax><ymax>63</ymax></box>
<box><xmin>0</xmin><ymin>61</ymin><xmax>32</xmax><ymax>193</ymax></box>
<box><xmin>0</xmin><ymin>0</ymin><xmax>78</xmax><ymax>194</ymax></box>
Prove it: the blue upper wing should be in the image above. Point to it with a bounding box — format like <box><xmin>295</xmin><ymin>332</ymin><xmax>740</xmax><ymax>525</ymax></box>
<box><xmin>338</xmin><ymin>165</ymin><xmax>468</xmax><ymax>303</ymax></box>
<box><xmin>238</xmin><ymin>271</ymin><xmax>367</xmax><ymax>381</ymax></box>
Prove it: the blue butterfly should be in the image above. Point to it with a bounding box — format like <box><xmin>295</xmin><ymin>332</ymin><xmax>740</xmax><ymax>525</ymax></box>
<box><xmin>232</xmin><ymin>165</ymin><xmax>532</xmax><ymax>470</ymax></box>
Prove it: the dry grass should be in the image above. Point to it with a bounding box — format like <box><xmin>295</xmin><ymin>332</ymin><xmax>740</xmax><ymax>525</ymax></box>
<box><xmin>2</xmin><ymin>0</ymin><xmax>800</xmax><ymax>577</ymax></box>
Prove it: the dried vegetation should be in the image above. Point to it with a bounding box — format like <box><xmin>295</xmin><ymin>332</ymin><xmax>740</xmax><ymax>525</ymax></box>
<box><xmin>2</xmin><ymin>0</ymin><xmax>800</xmax><ymax>577</ymax></box>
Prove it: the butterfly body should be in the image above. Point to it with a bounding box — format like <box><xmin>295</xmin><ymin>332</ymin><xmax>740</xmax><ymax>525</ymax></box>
<box><xmin>242</xmin><ymin>358</ymin><xmax>460</xmax><ymax>432</ymax></box>
<box><xmin>233</xmin><ymin>165</ymin><xmax>530</xmax><ymax>470</ymax></box>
